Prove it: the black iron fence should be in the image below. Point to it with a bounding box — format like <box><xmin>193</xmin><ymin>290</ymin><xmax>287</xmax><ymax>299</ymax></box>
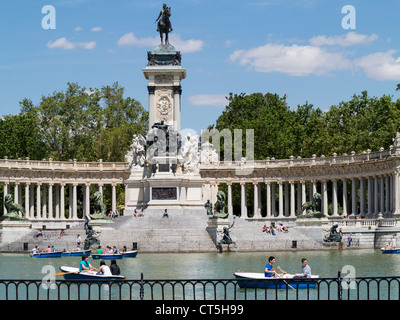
<box><xmin>0</xmin><ymin>272</ymin><xmax>399</xmax><ymax>300</ymax></box>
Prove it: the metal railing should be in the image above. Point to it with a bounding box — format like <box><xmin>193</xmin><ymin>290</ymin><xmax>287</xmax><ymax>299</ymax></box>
<box><xmin>0</xmin><ymin>272</ymin><xmax>399</xmax><ymax>300</ymax></box>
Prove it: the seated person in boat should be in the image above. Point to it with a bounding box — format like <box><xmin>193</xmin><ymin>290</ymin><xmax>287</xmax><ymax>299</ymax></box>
<box><xmin>110</xmin><ymin>259</ymin><xmax>121</xmax><ymax>275</ymax></box>
<box><xmin>97</xmin><ymin>260</ymin><xmax>112</xmax><ymax>276</ymax></box>
<box><xmin>73</xmin><ymin>245</ymin><xmax>82</xmax><ymax>252</ymax></box>
<box><xmin>79</xmin><ymin>254</ymin><xmax>96</xmax><ymax>272</ymax></box>
<box><xmin>113</xmin><ymin>246</ymin><xmax>118</xmax><ymax>254</ymax></box>
<box><xmin>96</xmin><ymin>246</ymin><xmax>103</xmax><ymax>254</ymax></box>
<box><xmin>264</xmin><ymin>256</ymin><xmax>285</xmax><ymax>277</ymax></box>
<box><xmin>385</xmin><ymin>236</ymin><xmax>397</xmax><ymax>250</ymax></box>
<box><xmin>294</xmin><ymin>258</ymin><xmax>312</xmax><ymax>278</ymax></box>
<box><xmin>121</xmin><ymin>245</ymin><xmax>127</xmax><ymax>253</ymax></box>
<box><xmin>31</xmin><ymin>246</ymin><xmax>40</xmax><ymax>254</ymax></box>
<box><xmin>44</xmin><ymin>246</ymin><xmax>51</xmax><ymax>253</ymax></box>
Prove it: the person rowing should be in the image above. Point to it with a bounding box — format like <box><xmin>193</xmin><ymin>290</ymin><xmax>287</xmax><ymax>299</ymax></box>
<box><xmin>264</xmin><ymin>256</ymin><xmax>286</xmax><ymax>277</ymax></box>
<box><xmin>79</xmin><ymin>254</ymin><xmax>96</xmax><ymax>273</ymax></box>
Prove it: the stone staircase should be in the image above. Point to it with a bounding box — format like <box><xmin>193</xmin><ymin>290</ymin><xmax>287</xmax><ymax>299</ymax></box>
<box><xmin>100</xmin><ymin>215</ymin><xmax>218</xmax><ymax>253</ymax></box>
<box><xmin>0</xmin><ymin>214</ymin><xmax>329</xmax><ymax>253</ymax></box>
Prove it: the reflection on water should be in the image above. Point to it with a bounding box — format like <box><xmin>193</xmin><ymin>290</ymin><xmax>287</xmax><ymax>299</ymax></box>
<box><xmin>1</xmin><ymin>249</ymin><xmax>399</xmax><ymax>300</ymax></box>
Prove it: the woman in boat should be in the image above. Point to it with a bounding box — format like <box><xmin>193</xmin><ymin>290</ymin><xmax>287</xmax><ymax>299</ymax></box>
<box><xmin>79</xmin><ymin>254</ymin><xmax>96</xmax><ymax>272</ymax></box>
<box><xmin>110</xmin><ymin>259</ymin><xmax>121</xmax><ymax>275</ymax></box>
<box><xmin>97</xmin><ymin>260</ymin><xmax>112</xmax><ymax>276</ymax></box>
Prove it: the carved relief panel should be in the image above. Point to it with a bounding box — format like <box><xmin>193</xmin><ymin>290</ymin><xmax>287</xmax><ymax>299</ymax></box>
<box><xmin>155</xmin><ymin>87</ymin><xmax>174</xmax><ymax>123</ymax></box>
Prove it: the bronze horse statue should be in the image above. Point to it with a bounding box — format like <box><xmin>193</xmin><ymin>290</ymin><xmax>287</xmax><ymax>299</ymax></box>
<box><xmin>156</xmin><ymin>4</ymin><xmax>173</xmax><ymax>45</ymax></box>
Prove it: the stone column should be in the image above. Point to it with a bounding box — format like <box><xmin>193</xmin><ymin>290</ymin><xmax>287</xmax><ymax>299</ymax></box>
<box><xmin>390</xmin><ymin>175</ymin><xmax>394</xmax><ymax>213</ymax></box>
<box><xmin>297</xmin><ymin>182</ymin><xmax>302</xmax><ymax>216</ymax></box>
<box><xmin>322</xmin><ymin>180</ymin><xmax>328</xmax><ymax>216</ymax></box>
<box><xmin>98</xmin><ymin>184</ymin><xmax>103</xmax><ymax>200</ymax></box>
<box><xmin>271</xmin><ymin>182</ymin><xmax>276</xmax><ymax>217</ymax></box>
<box><xmin>290</xmin><ymin>181</ymin><xmax>295</xmax><ymax>218</ymax></box>
<box><xmin>72</xmin><ymin>184</ymin><xmax>78</xmax><ymax>219</ymax></box>
<box><xmin>25</xmin><ymin>183</ymin><xmax>30</xmax><ymax>219</ymax></box>
<box><xmin>112</xmin><ymin>183</ymin><xmax>117</xmax><ymax>213</ymax></box>
<box><xmin>278</xmin><ymin>181</ymin><xmax>283</xmax><ymax>218</ymax></box>
<box><xmin>29</xmin><ymin>184</ymin><xmax>34</xmax><ymax>219</ymax></box>
<box><xmin>351</xmin><ymin>178</ymin><xmax>357</xmax><ymax>216</ymax></box>
<box><xmin>227</xmin><ymin>182</ymin><xmax>233</xmax><ymax>216</ymax></box>
<box><xmin>85</xmin><ymin>184</ymin><xmax>90</xmax><ymax>217</ymax></box>
<box><xmin>332</xmin><ymin>180</ymin><xmax>339</xmax><ymax>217</ymax></box>
<box><xmin>48</xmin><ymin>184</ymin><xmax>53</xmax><ymax>219</ymax></box>
<box><xmin>69</xmin><ymin>185</ymin><xmax>73</xmax><ymax>219</ymax></box>
<box><xmin>60</xmin><ymin>184</ymin><xmax>65</xmax><ymax>219</ymax></box>
<box><xmin>55</xmin><ymin>184</ymin><xmax>60</xmax><ymax>219</ymax></box>
<box><xmin>42</xmin><ymin>184</ymin><xmax>47</xmax><ymax>219</ymax></box>
<box><xmin>385</xmin><ymin>175</ymin><xmax>390</xmax><ymax>214</ymax></box>
<box><xmin>374</xmin><ymin>176</ymin><xmax>379</xmax><ymax>215</ymax></box>
<box><xmin>36</xmin><ymin>184</ymin><xmax>41</xmax><ymax>219</ymax></box>
<box><xmin>3</xmin><ymin>183</ymin><xmax>9</xmax><ymax>214</ymax></box>
<box><xmin>367</xmin><ymin>177</ymin><xmax>373</xmax><ymax>216</ymax></box>
<box><xmin>301</xmin><ymin>181</ymin><xmax>306</xmax><ymax>215</ymax></box>
<box><xmin>359</xmin><ymin>178</ymin><xmax>365</xmax><ymax>216</ymax></box>
<box><xmin>253</xmin><ymin>182</ymin><xmax>260</xmax><ymax>218</ymax></box>
<box><xmin>342</xmin><ymin>179</ymin><xmax>348</xmax><ymax>217</ymax></box>
<box><xmin>266</xmin><ymin>182</ymin><xmax>271</xmax><ymax>217</ymax></box>
<box><xmin>240</xmin><ymin>182</ymin><xmax>247</xmax><ymax>218</ymax></box>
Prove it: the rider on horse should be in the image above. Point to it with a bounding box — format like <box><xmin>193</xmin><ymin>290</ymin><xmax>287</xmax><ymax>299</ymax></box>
<box><xmin>156</xmin><ymin>4</ymin><xmax>173</xmax><ymax>34</ymax></box>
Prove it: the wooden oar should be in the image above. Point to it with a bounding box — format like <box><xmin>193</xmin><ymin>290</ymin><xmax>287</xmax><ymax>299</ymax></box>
<box><xmin>273</xmin><ymin>271</ymin><xmax>296</xmax><ymax>291</ymax></box>
<box><xmin>54</xmin><ymin>271</ymin><xmax>80</xmax><ymax>276</ymax></box>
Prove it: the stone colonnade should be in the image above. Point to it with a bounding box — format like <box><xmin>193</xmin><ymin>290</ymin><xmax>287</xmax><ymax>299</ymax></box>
<box><xmin>0</xmin><ymin>158</ymin><xmax>128</xmax><ymax>223</ymax></box>
<box><xmin>207</xmin><ymin>174</ymin><xmax>398</xmax><ymax>219</ymax></box>
<box><xmin>2</xmin><ymin>182</ymin><xmax>119</xmax><ymax>220</ymax></box>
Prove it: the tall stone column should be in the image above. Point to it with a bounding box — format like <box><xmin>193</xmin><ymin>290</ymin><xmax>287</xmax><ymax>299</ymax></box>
<box><xmin>3</xmin><ymin>183</ymin><xmax>9</xmax><ymax>214</ymax></box>
<box><xmin>72</xmin><ymin>184</ymin><xmax>78</xmax><ymax>219</ymax></box>
<box><xmin>266</xmin><ymin>182</ymin><xmax>271</xmax><ymax>217</ymax></box>
<box><xmin>297</xmin><ymin>182</ymin><xmax>302</xmax><ymax>216</ymax></box>
<box><xmin>278</xmin><ymin>181</ymin><xmax>283</xmax><ymax>218</ymax></box>
<box><xmin>112</xmin><ymin>183</ymin><xmax>117</xmax><ymax>213</ymax></box>
<box><xmin>85</xmin><ymin>184</ymin><xmax>90</xmax><ymax>217</ymax></box>
<box><xmin>367</xmin><ymin>177</ymin><xmax>373</xmax><ymax>216</ymax></box>
<box><xmin>351</xmin><ymin>178</ymin><xmax>357</xmax><ymax>216</ymax></box>
<box><xmin>173</xmin><ymin>85</ymin><xmax>182</xmax><ymax>133</ymax></box>
<box><xmin>301</xmin><ymin>181</ymin><xmax>306</xmax><ymax>215</ymax></box>
<box><xmin>60</xmin><ymin>184</ymin><xmax>65</xmax><ymax>219</ymax></box>
<box><xmin>290</xmin><ymin>181</ymin><xmax>295</xmax><ymax>218</ymax></box>
<box><xmin>36</xmin><ymin>184</ymin><xmax>41</xmax><ymax>219</ymax></box>
<box><xmin>271</xmin><ymin>182</ymin><xmax>276</xmax><ymax>217</ymax></box>
<box><xmin>374</xmin><ymin>176</ymin><xmax>379</xmax><ymax>215</ymax></box>
<box><xmin>25</xmin><ymin>183</ymin><xmax>30</xmax><ymax>219</ymax></box>
<box><xmin>55</xmin><ymin>184</ymin><xmax>60</xmax><ymax>219</ymax></box>
<box><xmin>359</xmin><ymin>178</ymin><xmax>365</xmax><ymax>216</ymax></box>
<box><xmin>48</xmin><ymin>184</ymin><xmax>53</xmax><ymax>219</ymax></box>
<box><xmin>342</xmin><ymin>179</ymin><xmax>348</xmax><ymax>217</ymax></box>
<box><xmin>240</xmin><ymin>182</ymin><xmax>247</xmax><ymax>218</ymax></box>
<box><xmin>332</xmin><ymin>180</ymin><xmax>339</xmax><ymax>217</ymax></box>
<box><xmin>322</xmin><ymin>180</ymin><xmax>328</xmax><ymax>216</ymax></box>
<box><xmin>227</xmin><ymin>182</ymin><xmax>233</xmax><ymax>216</ymax></box>
<box><xmin>42</xmin><ymin>184</ymin><xmax>47</xmax><ymax>219</ymax></box>
<box><xmin>147</xmin><ymin>86</ymin><xmax>155</xmax><ymax>130</ymax></box>
<box><xmin>385</xmin><ymin>175</ymin><xmax>390</xmax><ymax>214</ymax></box>
<box><xmin>69</xmin><ymin>185</ymin><xmax>73</xmax><ymax>219</ymax></box>
<box><xmin>29</xmin><ymin>184</ymin><xmax>34</xmax><ymax>219</ymax></box>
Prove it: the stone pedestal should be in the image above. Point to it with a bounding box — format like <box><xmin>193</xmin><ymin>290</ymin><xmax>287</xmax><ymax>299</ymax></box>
<box><xmin>0</xmin><ymin>220</ymin><xmax>32</xmax><ymax>244</ymax></box>
<box><xmin>89</xmin><ymin>219</ymin><xmax>114</xmax><ymax>232</ymax></box>
<box><xmin>206</xmin><ymin>217</ymin><xmax>230</xmax><ymax>246</ymax></box>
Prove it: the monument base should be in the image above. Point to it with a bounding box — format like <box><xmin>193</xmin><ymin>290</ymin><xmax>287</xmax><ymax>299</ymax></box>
<box><xmin>0</xmin><ymin>220</ymin><xmax>32</xmax><ymax>244</ymax></box>
<box><xmin>206</xmin><ymin>217</ymin><xmax>231</xmax><ymax>248</ymax></box>
<box><xmin>89</xmin><ymin>219</ymin><xmax>114</xmax><ymax>232</ymax></box>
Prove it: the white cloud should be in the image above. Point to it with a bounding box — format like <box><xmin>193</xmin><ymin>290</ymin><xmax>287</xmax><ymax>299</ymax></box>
<box><xmin>117</xmin><ymin>32</ymin><xmax>204</xmax><ymax>53</ymax></box>
<box><xmin>47</xmin><ymin>37</ymin><xmax>96</xmax><ymax>50</ymax></box>
<box><xmin>188</xmin><ymin>94</ymin><xmax>227</xmax><ymax>107</ymax></box>
<box><xmin>75</xmin><ymin>26</ymin><xmax>83</xmax><ymax>32</ymax></box>
<box><xmin>230</xmin><ymin>43</ymin><xmax>350</xmax><ymax>76</ymax></box>
<box><xmin>354</xmin><ymin>50</ymin><xmax>400</xmax><ymax>81</ymax></box>
<box><xmin>91</xmin><ymin>27</ymin><xmax>103</xmax><ymax>32</ymax></box>
<box><xmin>310</xmin><ymin>32</ymin><xmax>378</xmax><ymax>47</ymax></box>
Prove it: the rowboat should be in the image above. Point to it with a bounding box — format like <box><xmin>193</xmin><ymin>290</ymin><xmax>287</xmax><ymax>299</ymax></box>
<box><xmin>30</xmin><ymin>251</ymin><xmax>63</xmax><ymax>258</ymax></box>
<box><xmin>61</xmin><ymin>250</ymin><xmax>92</xmax><ymax>257</ymax></box>
<box><xmin>234</xmin><ymin>272</ymin><xmax>319</xmax><ymax>289</ymax></box>
<box><xmin>58</xmin><ymin>266</ymin><xmax>125</xmax><ymax>282</ymax></box>
<box><xmin>121</xmin><ymin>250</ymin><xmax>138</xmax><ymax>258</ymax></box>
<box><xmin>381</xmin><ymin>247</ymin><xmax>400</xmax><ymax>254</ymax></box>
<box><xmin>91</xmin><ymin>253</ymin><xmax>123</xmax><ymax>260</ymax></box>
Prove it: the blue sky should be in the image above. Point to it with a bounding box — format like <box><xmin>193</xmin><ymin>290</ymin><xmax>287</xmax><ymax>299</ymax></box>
<box><xmin>1</xmin><ymin>0</ymin><xmax>400</xmax><ymax>135</ymax></box>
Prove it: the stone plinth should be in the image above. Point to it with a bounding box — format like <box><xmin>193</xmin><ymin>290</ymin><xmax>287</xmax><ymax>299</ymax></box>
<box><xmin>89</xmin><ymin>219</ymin><xmax>114</xmax><ymax>232</ymax></box>
<box><xmin>206</xmin><ymin>217</ymin><xmax>230</xmax><ymax>246</ymax></box>
<box><xmin>0</xmin><ymin>220</ymin><xmax>32</xmax><ymax>244</ymax></box>
<box><xmin>296</xmin><ymin>217</ymin><xmax>330</xmax><ymax>227</ymax></box>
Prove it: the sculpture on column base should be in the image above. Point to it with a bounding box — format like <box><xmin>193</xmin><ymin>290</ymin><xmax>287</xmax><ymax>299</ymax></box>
<box><xmin>89</xmin><ymin>191</ymin><xmax>110</xmax><ymax>220</ymax></box>
<box><xmin>212</xmin><ymin>191</ymin><xmax>229</xmax><ymax>219</ymax></box>
<box><xmin>83</xmin><ymin>224</ymin><xmax>101</xmax><ymax>250</ymax></box>
<box><xmin>0</xmin><ymin>194</ymin><xmax>29</xmax><ymax>222</ymax></box>
<box><xmin>299</xmin><ymin>193</ymin><xmax>324</xmax><ymax>219</ymax></box>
